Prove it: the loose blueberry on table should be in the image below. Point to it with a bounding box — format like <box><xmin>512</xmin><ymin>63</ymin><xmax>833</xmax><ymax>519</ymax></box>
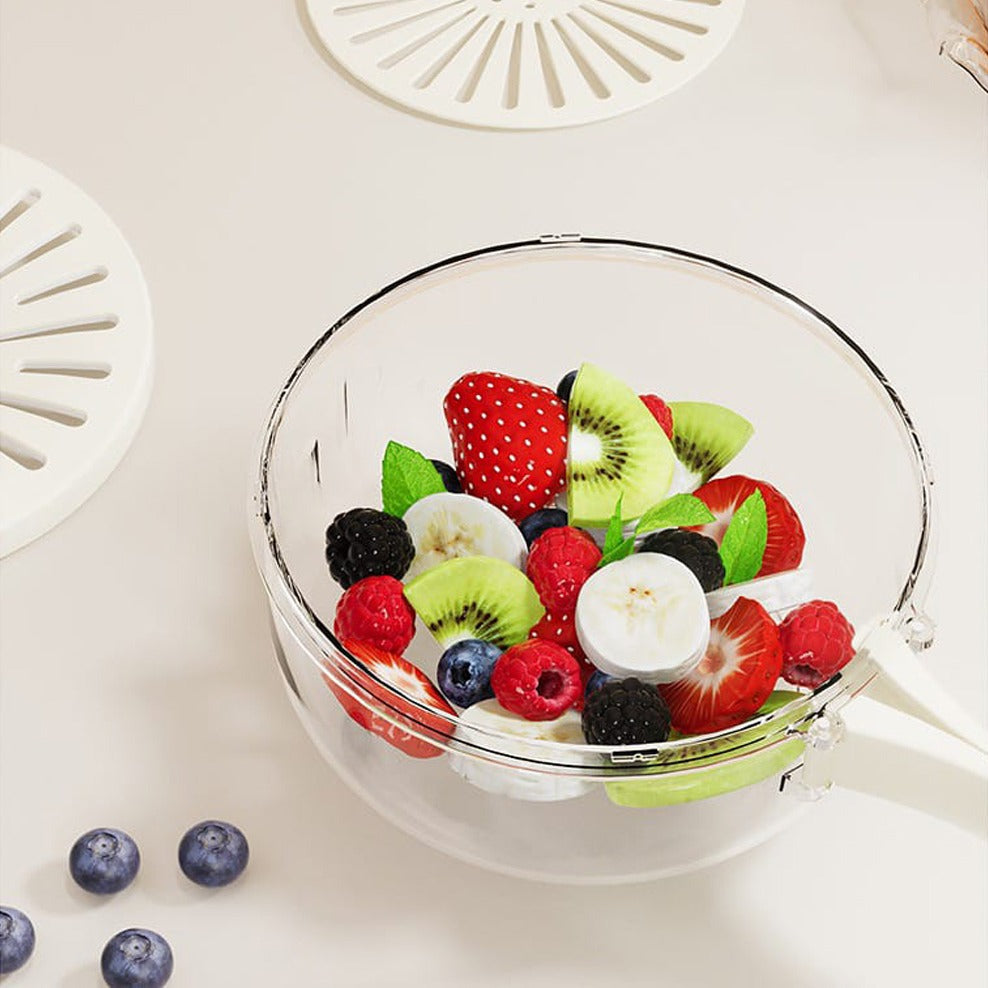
<box><xmin>319</xmin><ymin>362</ymin><xmax>854</xmax><ymax>799</ymax></box>
<box><xmin>69</xmin><ymin>827</ymin><xmax>141</xmax><ymax>895</ymax></box>
<box><xmin>0</xmin><ymin>906</ymin><xmax>35</xmax><ymax>975</ymax></box>
<box><xmin>101</xmin><ymin>928</ymin><xmax>173</xmax><ymax>988</ymax></box>
<box><xmin>178</xmin><ymin>820</ymin><xmax>249</xmax><ymax>888</ymax></box>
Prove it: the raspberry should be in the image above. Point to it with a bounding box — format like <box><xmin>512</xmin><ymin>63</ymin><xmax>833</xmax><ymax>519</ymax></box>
<box><xmin>582</xmin><ymin>677</ymin><xmax>672</xmax><ymax>745</ymax></box>
<box><xmin>529</xmin><ymin>611</ymin><xmax>592</xmax><ymax>711</ymax></box>
<box><xmin>639</xmin><ymin>394</ymin><xmax>674</xmax><ymax>440</ymax></box>
<box><xmin>333</xmin><ymin>576</ymin><xmax>416</xmax><ymax>654</ymax></box>
<box><xmin>525</xmin><ymin>526</ymin><xmax>601</xmax><ymax>616</ymax></box>
<box><xmin>779</xmin><ymin>600</ymin><xmax>855</xmax><ymax>689</ymax></box>
<box><xmin>490</xmin><ymin>639</ymin><xmax>583</xmax><ymax>721</ymax></box>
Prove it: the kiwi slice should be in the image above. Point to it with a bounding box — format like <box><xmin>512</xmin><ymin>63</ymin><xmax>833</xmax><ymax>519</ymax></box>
<box><xmin>668</xmin><ymin>401</ymin><xmax>753</xmax><ymax>489</ymax></box>
<box><xmin>404</xmin><ymin>556</ymin><xmax>544</xmax><ymax>649</ymax></box>
<box><xmin>567</xmin><ymin>364</ymin><xmax>675</xmax><ymax>527</ymax></box>
<box><xmin>604</xmin><ymin>691</ymin><xmax>807</xmax><ymax>808</ymax></box>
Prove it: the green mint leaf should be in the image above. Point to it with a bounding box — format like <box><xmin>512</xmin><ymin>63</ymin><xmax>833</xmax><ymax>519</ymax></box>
<box><xmin>635</xmin><ymin>493</ymin><xmax>716</xmax><ymax>535</ymax></box>
<box><xmin>381</xmin><ymin>440</ymin><xmax>446</xmax><ymax>517</ymax></box>
<box><xmin>598</xmin><ymin>536</ymin><xmax>635</xmax><ymax>568</ymax></box>
<box><xmin>602</xmin><ymin>494</ymin><xmax>625</xmax><ymax>557</ymax></box>
<box><xmin>719</xmin><ymin>490</ymin><xmax>768</xmax><ymax>584</ymax></box>
<box><xmin>598</xmin><ymin>495</ymin><xmax>633</xmax><ymax>567</ymax></box>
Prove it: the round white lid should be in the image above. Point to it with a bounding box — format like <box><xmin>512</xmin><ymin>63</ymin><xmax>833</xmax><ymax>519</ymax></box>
<box><xmin>0</xmin><ymin>147</ymin><xmax>154</xmax><ymax>557</ymax></box>
<box><xmin>304</xmin><ymin>0</ymin><xmax>746</xmax><ymax>129</ymax></box>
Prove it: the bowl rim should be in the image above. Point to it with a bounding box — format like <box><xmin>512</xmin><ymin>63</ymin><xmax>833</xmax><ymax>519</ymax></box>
<box><xmin>249</xmin><ymin>235</ymin><xmax>935</xmax><ymax>768</ymax></box>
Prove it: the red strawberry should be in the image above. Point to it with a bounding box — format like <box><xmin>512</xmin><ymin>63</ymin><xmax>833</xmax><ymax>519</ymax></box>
<box><xmin>526</xmin><ymin>526</ymin><xmax>602</xmax><ymax>616</ymax></box>
<box><xmin>333</xmin><ymin>576</ymin><xmax>415</xmax><ymax>654</ymax></box>
<box><xmin>689</xmin><ymin>475</ymin><xmax>805</xmax><ymax>577</ymax></box>
<box><xmin>443</xmin><ymin>372</ymin><xmax>567</xmax><ymax>522</ymax></box>
<box><xmin>323</xmin><ymin>640</ymin><xmax>456</xmax><ymax>759</ymax></box>
<box><xmin>639</xmin><ymin>394</ymin><xmax>674</xmax><ymax>440</ymax></box>
<box><xmin>779</xmin><ymin>601</ymin><xmax>855</xmax><ymax>688</ymax></box>
<box><xmin>529</xmin><ymin>610</ymin><xmax>588</xmax><ymax>664</ymax></box>
<box><xmin>659</xmin><ymin>597</ymin><xmax>783</xmax><ymax>735</ymax></box>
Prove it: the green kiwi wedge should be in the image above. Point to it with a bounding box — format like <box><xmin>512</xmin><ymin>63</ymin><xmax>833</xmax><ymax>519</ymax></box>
<box><xmin>668</xmin><ymin>401</ymin><xmax>754</xmax><ymax>489</ymax></box>
<box><xmin>567</xmin><ymin>363</ymin><xmax>675</xmax><ymax>527</ymax></box>
<box><xmin>604</xmin><ymin>691</ymin><xmax>807</xmax><ymax>808</ymax></box>
<box><xmin>404</xmin><ymin>555</ymin><xmax>544</xmax><ymax>649</ymax></box>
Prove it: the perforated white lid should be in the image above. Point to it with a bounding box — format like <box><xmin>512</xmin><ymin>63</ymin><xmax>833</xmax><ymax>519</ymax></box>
<box><xmin>0</xmin><ymin>147</ymin><xmax>154</xmax><ymax>556</ymax></box>
<box><xmin>304</xmin><ymin>0</ymin><xmax>746</xmax><ymax>129</ymax></box>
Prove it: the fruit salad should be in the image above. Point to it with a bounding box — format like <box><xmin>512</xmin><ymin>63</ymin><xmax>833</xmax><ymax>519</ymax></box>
<box><xmin>319</xmin><ymin>364</ymin><xmax>856</xmax><ymax>803</ymax></box>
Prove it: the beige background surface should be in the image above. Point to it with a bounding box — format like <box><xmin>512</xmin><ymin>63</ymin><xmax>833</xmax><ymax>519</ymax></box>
<box><xmin>1</xmin><ymin>1</ymin><xmax>986</xmax><ymax>985</ymax></box>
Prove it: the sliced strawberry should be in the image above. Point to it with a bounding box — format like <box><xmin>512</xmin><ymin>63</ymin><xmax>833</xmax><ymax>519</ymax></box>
<box><xmin>323</xmin><ymin>640</ymin><xmax>456</xmax><ymax>759</ymax></box>
<box><xmin>689</xmin><ymin>475</ymin><xmax>805</xmax><ymax>577</ymax></box>
<box><xmin>443</xmin><ymin>371</ymin><xmax>567</xmax><ymax>522</ymax></box>
<box><xmin>639</xmin><ymin>394</ymin><xmax>674</xmax><ymax>440</ymax></box>
<box><xmin>659</xmin><ymin>597</ymin><xmax>783</xmax><ymax>735</ymax></box>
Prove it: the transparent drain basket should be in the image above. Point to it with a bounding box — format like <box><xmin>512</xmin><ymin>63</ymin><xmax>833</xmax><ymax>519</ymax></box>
<box><xmin>250</xmin><ymin>237</ymin><xmax>986</xmax><ymax>883</ymax></box>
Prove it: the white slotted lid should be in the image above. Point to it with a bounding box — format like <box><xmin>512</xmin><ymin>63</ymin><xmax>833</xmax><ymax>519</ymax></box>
<box><xmin>305</xmin><ymin>0</ymin><xmax>746</xmax><ymax>129</ymax></box>
<box><xmin>0</xmin><ymin>147</ymin><xmax>154</xmax><ymax>556</ymax></box>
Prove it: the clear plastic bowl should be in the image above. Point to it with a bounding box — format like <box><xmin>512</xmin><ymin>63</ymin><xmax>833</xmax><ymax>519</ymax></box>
<box><xmin>249</xmin><ymin>237</ymin><xmax>933</xmax><ymax>883</ymax></box>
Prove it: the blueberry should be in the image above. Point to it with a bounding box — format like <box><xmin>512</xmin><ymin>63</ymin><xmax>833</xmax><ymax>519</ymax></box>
<box><xmin>555</xmin><ymin>370</ymin><xmax>578</xmax><ymax>404</ymax></box>
<box><xmin>101</xmin><ymin>929</ymin><xmax>173</xmax><ymax>988</ymax></box>
<box><xmin>518</xmin><ymin>508</ymin><xmax>568</xmax><ymax>548</ymax></box>
<box><xmin>69</xmin><ymin>828</ymin><xmax>140</xmax><ymax>895</ymax></box>
<box><xmin>585</xmin><ymin>670</ymin><xmax>614</xmax><ymax>697</ymax></box>
<box><xmin>178</xmin><ymin>821</ymin><xmax>249</xmax><ymax>887</ymax></box>
<box><xmin>430</xmin><ymin>459</ymin><xmax>462</xmax><ymax>494</ymax></box>
<box><xmin>437</xmin><ymin>640</ymin><xmax>502</xmax><ymax>708</ymax></box>
<box><xmin>0</xmin><ymin>906</ymin><xmax>35</xmax><ymax>975</ymax></box>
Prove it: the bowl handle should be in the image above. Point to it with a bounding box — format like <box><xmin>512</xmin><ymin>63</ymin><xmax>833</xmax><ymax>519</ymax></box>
<box><xmin>802</xmin><ymin>622</ymin><xmax>988</xmax><ymax>837</ymax></box>
<box><xmin>855</xmin><ymin>620</ymin><xmax>988</xmax><ymax>754</ymax></box>
<box><xmin>827</xmin><ymin>696</ymin><xmax>987</xmax><ymax>837</ymax></box>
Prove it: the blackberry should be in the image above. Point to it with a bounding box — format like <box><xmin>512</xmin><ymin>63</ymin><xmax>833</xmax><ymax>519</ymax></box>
<box><xmin>582</xmin><ymin>677</ymin><xmax>672</xmax><ymax>746</ymax></box>
<box><xmin>430</xmin><ymin>459</ymin><xmax>463</xmax><ymax>494</ymax></box>
<box><xmin>325</xmin><ymin>508</ymin><xmax>415</xmax><ymax>588</ymax></box>
<box><xmin>637</xmin><ymin>528</ymin><xmax>725</xmax><ymax>591</ymax></box>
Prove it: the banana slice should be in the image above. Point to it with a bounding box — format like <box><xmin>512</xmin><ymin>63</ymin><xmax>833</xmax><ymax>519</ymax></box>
<box><xmin>576</xmin><ymin>554</ymin><xmax>710</xmax><ymax>684</ymax></box>
<box><xmin>706</xmin><ymin>568</ymin><xmax>813</xmax><ymax>620</ymax></box>
<box><xmin>448</xmin><ymin>700</ymin><xmax>592</xmax><ymax>802</ymax></box>
<box><xmin>403</xmin><ymin>492</ymin><xmax>527</xmax><ymax>579</ymax></box>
